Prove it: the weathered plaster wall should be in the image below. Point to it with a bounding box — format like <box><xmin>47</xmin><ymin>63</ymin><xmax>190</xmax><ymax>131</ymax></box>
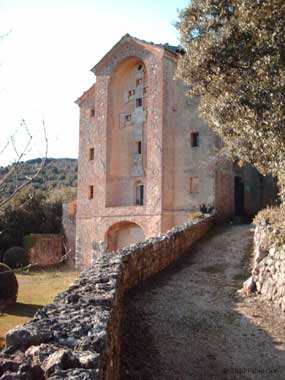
<box><xmin>62</xmin><ymin>202</ymin><xmax>76</xmax><ymax>267</ymax></box>
<box><xmin>160</xmin><ymin>55</ymin><xmax>220</xmax><ymax>229</ymax></box>
<box><xmin>172</xmin><ymin>89</ymin><xmax>216</xmax><ymax>226</ymax></box>
<box><xmin>24</xmin><ymin>234</ymin><xmax>63</xmax><ymax>267</ymax></box>
<box><xmin>0</xmin><ymin>216</ymin><xmax>213</xmax><ymax>380</ymax></box>
<box><xmin>106</xmin><ymin>57</ymin><xmax>147</xmax><ymax>208</ymax></box>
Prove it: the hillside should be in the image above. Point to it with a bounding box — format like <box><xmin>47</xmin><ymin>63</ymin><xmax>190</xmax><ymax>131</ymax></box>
<box><xmin>0</xmin><ymin>158</ymin><xmax>77</xmax><ymax>200</ymax></box>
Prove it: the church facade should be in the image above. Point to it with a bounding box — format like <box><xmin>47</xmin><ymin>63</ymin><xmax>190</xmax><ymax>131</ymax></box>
<box><xmin>75</xmin><ymin>34</ymin><xmax>276</xmax><ymax>268</ymax></box>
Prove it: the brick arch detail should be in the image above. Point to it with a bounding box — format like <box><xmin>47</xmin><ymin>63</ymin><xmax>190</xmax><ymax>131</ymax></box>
<box><xmin>104</xmin><ymin>220</ymin><xmax>145</xmax><ymax>252</ymax></box>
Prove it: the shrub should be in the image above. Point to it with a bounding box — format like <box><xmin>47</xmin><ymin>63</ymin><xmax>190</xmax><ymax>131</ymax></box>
<box><xmin>0</xmin><ymin>263</ymin><xmax>18</xmax><ymax>306</ymax></box>
<box><xmin>254</xmin><ymin>204</ymin><xmax>285</xmax><ymax>247</ymax></box>
<box><xmin>0</xmin><ymin>190</ymin><xmax>63</xmax><ymax>257</ymax></box>
<box><xmin>188</xmin><ymin>211</ymin><xmax>203</xmax><ymax>220</ymax></box>
<box><xmin>3</xmin><ymin>247</ymin><xmax>28</xmax><ymax>269</ymax></box>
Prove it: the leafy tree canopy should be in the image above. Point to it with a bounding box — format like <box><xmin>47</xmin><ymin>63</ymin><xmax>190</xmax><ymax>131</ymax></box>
<box><xmin>177</xmin><ymin>0</ymin><xmax>285</xmax><ymax>193</ymax></box>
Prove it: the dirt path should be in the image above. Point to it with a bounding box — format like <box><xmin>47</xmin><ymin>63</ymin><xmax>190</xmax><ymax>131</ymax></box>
<box><xmin>120</xmin><ymin>224</ymin><xmax>285</xmax><ymax>380</ymax></box>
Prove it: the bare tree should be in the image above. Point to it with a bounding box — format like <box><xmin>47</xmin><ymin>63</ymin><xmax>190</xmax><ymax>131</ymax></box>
<box><xmin>0</xmin><ymin>118</ymin><xmax>48</xmax><ymax>209</ymax></box>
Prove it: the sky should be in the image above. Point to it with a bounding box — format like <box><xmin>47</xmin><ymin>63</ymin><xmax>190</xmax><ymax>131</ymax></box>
<box><xmin>0</xmin><ymin>0</ymin><xmax>188</xmax><ymax>165</ymax></box>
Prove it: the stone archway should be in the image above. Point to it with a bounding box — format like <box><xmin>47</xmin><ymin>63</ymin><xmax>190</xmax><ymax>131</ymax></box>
<box><xmin>105</xmin><ymin>221</ymin><xmax>145</xmax><ymax>252</ymax></box>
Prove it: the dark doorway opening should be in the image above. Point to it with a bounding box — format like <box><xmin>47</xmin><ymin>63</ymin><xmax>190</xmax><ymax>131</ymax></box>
<box><xmin>234</xmin><ymin>176</ymin><xmax>244</xmax><ymax>216</ymax></box>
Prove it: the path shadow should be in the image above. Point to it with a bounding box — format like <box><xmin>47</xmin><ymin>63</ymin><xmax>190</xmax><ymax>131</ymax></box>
<box><xmin>5</xmin><ymin>303</ymin><xmax>41</xmax><ymax>318</ymax></box>
<box><xmin>120</xmin><ymin>225</ymin><xmax>285</xmax><ymax>380</ymax></box>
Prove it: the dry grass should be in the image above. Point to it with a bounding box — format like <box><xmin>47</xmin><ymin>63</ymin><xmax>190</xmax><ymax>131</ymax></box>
<box><xmin>0</xmin><ymin>266</ymin><xmax>79</xmax><ymax>349</ymax></box>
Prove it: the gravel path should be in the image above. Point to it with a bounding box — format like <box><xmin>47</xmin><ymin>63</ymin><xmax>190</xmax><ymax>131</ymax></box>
<box><xmin>120</xmin><ymin>224</ymin><xmax>285</xmax><ymax>380</ymax></box>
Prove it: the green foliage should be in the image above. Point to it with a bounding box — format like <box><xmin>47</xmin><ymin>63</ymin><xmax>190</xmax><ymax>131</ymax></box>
<box><xmin>0</xmin><ymin>263</ymin><xmax>18</xmax><ymax>306</ymax></box>
<box><xmin>177</xmin><ymin>1</ymin><xmax>285</xmax><ymax>193</ymax></box>
<box><xmin>254</xmin><ymin>204</ymin><xmax>285</xmax><ymax>246</ymax></box>
<box><xmin>0</xmin><ymin>158</ymin><xmax>77</xmax><ymax>203</ymax></box>
<box><xmin>47</xmin><ymin>187</ymin><xmax>77</xmax><ymax>204</ymax></box>
<box><xmin>3</xmin><ymin>247</ymin><xmax>28</xmax><ymax>269</ymax></box>
<box><xmin>0</xmin><ymin>191</ymin><xmax>63</xmax><ymax>261</ymax></box>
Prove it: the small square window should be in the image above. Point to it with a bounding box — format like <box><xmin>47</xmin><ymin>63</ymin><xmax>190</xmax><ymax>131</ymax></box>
<box><xmin>125</xmin><ymin>114</ymin><xmax>132</xmax><ymax>122</ymax></box>
<box><xmin>89</xmin><ymin>148</ymin><xmax>94</xmax><ymax>161</ymax></box>
<box><xmin>89</xmin><ymin>185</ymin><xmax>94</xmax><ymax>199</ymax></box>
<box><xmin>136</xmin><ymin>78</ymin><xmax>143</xmax><ymax>87</ymax></box>
<box><xmin>90</xmin><ymin>108</ymin><xmax>95</xmax><ymax>117</ymax></box>
<box><xmin>191</xmin><ymin>132</ymin><xmax>199</xmax><ymax>147</ymax></box>
<box><xmin>136</xmin><ymin>98</ymin><xmax>142</xmax><ymax>107</ymax></box>
<box><xmin>137</xmin><ymin>141</ymin><xmax>142</xmax><ymax>154</ymax></box>
<box><xmin>128</xmin><ymin>89</ymin><xmax>135</xmax><ymax>99</ymax></box>
<box><xmin>190</xmin><ymin>177</ymin><xmax>199</xmax><ymax>193</ymax></box>
<box><xmin>143</xmin><ymin>86</ymin><xmax>148</xmax><ymax>95</ymax></box>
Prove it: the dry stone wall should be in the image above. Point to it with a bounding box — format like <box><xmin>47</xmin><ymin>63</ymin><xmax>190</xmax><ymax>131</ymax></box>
<box><xmin>0</xmin><ymin>215</ymin><xmax>213</xmax><ymax>380</ymax></box>
<box><xmin>244</xmin><ymin>219</ymin><xmax>285</xmax><ymax>312</ymax></box>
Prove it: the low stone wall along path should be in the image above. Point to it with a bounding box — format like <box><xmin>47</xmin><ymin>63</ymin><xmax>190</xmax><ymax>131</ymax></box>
<box><xmin>120</xmin><ymin>225</ymin><xmax>285</xmax><ymax>380</ymax></box>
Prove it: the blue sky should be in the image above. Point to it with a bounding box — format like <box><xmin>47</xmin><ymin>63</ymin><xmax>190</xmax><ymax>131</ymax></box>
<box><xmin>0</xmin><ymin>0</ymin><xmax>188</xmax><ymax>165</ymax></box>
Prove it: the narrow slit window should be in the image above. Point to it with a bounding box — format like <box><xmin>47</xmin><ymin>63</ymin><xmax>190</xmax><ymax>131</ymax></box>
<box><xmin>191</xmin><ymin>132</ymin><xmax>199</xmax><ymax>147</ymax></box>
<box><xmin>135</xmin><ymin>184</ymin><xmax>144</xmax><ymax>206</ymax></box>
<box><xmin>89</xmin><ymin>148</ymin><xmax>94</xmax><ymax>161</ymax></box>
<box><xmin>89</xmin><ymin>185</ymin><xmax>94</xmax><ymax>199</ymax></box>
<box><xmin>136</xmin><ymin>78</ymin><xmax>143</xmax><ymax>87</ymax></box>
<box><xmin>137</xmin><ymin>141</ymin><xmax>142</xmax><ymax>154</ymax></box>
<box><xmin>90</xmin><ymin>108</ymin><xmax>95</xmax><ymax>117</ymax></box>
<box><xmin>136</xmin><ymin>98</ymin><xmax>142</xmax><ymax>107</ymax></box>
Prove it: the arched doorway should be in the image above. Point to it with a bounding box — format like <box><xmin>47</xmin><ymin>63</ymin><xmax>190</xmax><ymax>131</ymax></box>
<box><xmin>105</xmin><ymin>221</ymin><xmax>145</xmax><ymax>252</ymax></box>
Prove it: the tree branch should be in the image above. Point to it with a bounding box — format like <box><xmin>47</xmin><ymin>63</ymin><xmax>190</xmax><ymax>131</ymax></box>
<box><xmin>0</xmin><ymin>119</ymin><xmax>48</xmax><ymax>209</ymax></box>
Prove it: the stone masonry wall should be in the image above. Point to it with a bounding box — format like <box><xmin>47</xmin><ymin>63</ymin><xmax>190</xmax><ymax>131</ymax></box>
<box><xmin>244</xmin><ymin>220</ymin><xmax>285</xmax><ymax>312</ymax></box>
<box><xmin>0</xmin><ymin>215</ymin><xmax>213</xmax><ymax>380</ymax></box>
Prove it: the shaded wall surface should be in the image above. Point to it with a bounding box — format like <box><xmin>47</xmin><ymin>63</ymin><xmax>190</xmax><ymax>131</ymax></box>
<box><xmin>62</xmin><ymin>202</ymin><xmax>76</xmax><ymax>266</ymax></box>
<box><xmin>215</xmin><ymin>162</ymin><xmax>277</xmax><ymax>223</ymax></box>
<box><xmin>0</xmin><ymin>216</ymin><xmax>213</xmax><ymax>380</ymax></box>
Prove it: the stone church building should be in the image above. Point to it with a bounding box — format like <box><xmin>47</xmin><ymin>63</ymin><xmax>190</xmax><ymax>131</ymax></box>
<box><xmin>75</xmin><ymin>34</ymin><xmax>275</xmax><ymax>268</ymax></box>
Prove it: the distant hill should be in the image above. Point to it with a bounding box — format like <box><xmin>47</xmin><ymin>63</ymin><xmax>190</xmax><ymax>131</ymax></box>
<box><xmin>0</xmin><ymin>158</ymin><xmax>77</xmax><ymax>200</ymax></box>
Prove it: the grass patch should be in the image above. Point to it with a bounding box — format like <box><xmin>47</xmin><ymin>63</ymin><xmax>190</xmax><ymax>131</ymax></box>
<box><xmin>0</xmin><ymin>266</ymin><xmax>79</xmax><ymax>349</ymax></box>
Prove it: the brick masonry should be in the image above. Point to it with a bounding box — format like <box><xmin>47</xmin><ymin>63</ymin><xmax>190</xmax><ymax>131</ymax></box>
<box><xmin>24</xmin><ymin>234</ymin><xmax>64</xmax><ymax>267</ymax></box>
